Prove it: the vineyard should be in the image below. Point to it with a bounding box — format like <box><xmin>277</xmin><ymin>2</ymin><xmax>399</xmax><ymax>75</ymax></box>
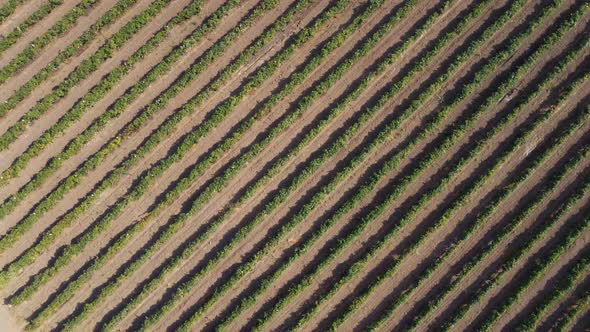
<box><xmin>0</xmin><ymin>0</ymin><xmax>588</xmax><ymax>330</ymax></box>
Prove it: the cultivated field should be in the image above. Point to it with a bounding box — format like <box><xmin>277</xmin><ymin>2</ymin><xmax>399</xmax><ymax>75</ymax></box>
<box><xmin>0</xmin><ymin>0</ymin><xmax>589</xmax><ymax>331</ymax></box>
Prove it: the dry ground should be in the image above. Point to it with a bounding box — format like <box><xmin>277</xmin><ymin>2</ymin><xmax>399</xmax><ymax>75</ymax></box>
<box><xmin>0</xmin><ymin>0</ymin><xmax>588</xmax><ymax>331</ymax></box>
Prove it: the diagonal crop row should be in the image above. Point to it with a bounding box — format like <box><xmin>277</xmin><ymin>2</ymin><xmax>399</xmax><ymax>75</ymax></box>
<box><xmin>206</xmin><ymin>0</ymin><xmax>537</xmax><ymax>330</ymax></box>
<box><xmin>550</xmin><ymin>279</ymin><xmax>590</xmax><ymax>331</ymax></box>
<box><xmin>0</xmin><ymin>0</ymin><xmax>180</xmax><ymax>151</ymax></box>
<box><xmin>0</xmin><ymin>0</ymin><xmax>64</xmax><ymax>55</ymax></box>
<box><xmin>375</xmin><ymin>24</ymin><xmax>590</xmax><ymax>332</ymax></box>
<box><xmin>54</xmin><ymin>0</ymin><xmax>403</xmax><ymax>329</ymax></box>
<box><xmin>92</xmin><ymin>0</ymin><xmax>402</xmax><ymax>329</ymax></box>
<box><xmin>474</xmin><ymin>182</ymin><xmax>590</xmax><ymax>331</ymax></box>
<box><xmin>373</xmin><ymin>103</ymin><xmax>590</xmax><ymax>332</ymax></box>
<box><xmin>243</xmin><ymin>0</ymin><xmax>572</xmax><ymax>330</ymax></box>
<box><xmin>0</xmin><ymin>0</ymin><xmax>188</xmax><ymax>281</ymax></box>
<box><xmin>436</xmin><ymin>150</ymin><xmax>590</xmax><ymax>330</ymax></box>
<box><xmin>513</xmin><ymin>249</ymin><xmax>590</xmax><ymax>331</ymax></box>
<box><xmin>128</xmin><ymin>0</ymin><xmax>444</xmax><ymax>329</ymax></box>
<box><xmin>433</xmin><ymin>88</ymin><xmax>590</xmax><ymax>331</ymax></box>
<box><xmin>0</xmin><ymin>0</ymin><xmax>29</xmax><ymax>24</ymax></box>
<box><xmin>401</xmin><ymin>89</ymin><xmax>590</xmax><ymax>332</ymax></box>
<box><xmin>0</xmin><ymin>0</ymin><xmax>138</xmax><ymax>120</ymax></box>
<box><xmin>0</xmin><ymin>0</ymin><xmax>296</xmax><ymax>297</ymax></box>
<box><xmin>0</xmin><ymin>0</ymin><xmax>206</xmax><ymax>244</ymax></box>
<box><xmin>0</xmin><ymin>0</ymin><xmax>206</xmax><ymax>217</ymax></box>
<box><xmin>0</xmin><ymin>0</ymin><xmax>267</xmax><ymax>262</ymax></box>
<box><xmin>457</xmin><ymin>106</ymin><xmax>590</xmax><ymax>332</ymax></box>
<box><xmin>19</xmin><ymin>0</ymin><xmax>324</xmax><ymax>327</ymax></box>
<box><xmin>0</xmin><ymin>0</ymin><xmax>99</xmax><ymax>85</ymax></box>
<box><xmin>329</xmin><ymin>22</ymin><xmax>590</xmax><ymax>332</ymax></box>
<box><xmin>0</xmin><ymin>0</ymin><xmax>206</xmax><ymax>189</ymax></box>
<box><xmin>408</xmin><ymin>129</ymin><xmax>590</xmax><ymax>332</ymax></box>
<box><xmin>360</xmin><ymin>74</ymin><xmax>590</xmax><ymax>332</ymax></box>
<box><xmin>2</xmin><ymin>0</ymin><xmax>583</xmax><ymax>330</ymax></box>
<box><xmin>9</xmin><ymin>0</ymin><xmax>344</xmax><ymax>319</ymax></box>
<box><xmin>144</xmin><ymin>0</ymin><xmax>503</xmax><ymax>330</ymax></box>
<box><xmin>297</xmin><ymin>7</ymin><xmax>586</xmax><ymax>332</ymax></box>
<box><xmin>0</xmin><ymin>0</ymin><xmax>324</xmax><ymax>302</ymax></box>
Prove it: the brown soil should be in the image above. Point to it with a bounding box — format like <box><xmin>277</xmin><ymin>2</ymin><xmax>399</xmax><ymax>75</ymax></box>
<box><xmin>0</xmin><ymin>0</ymin><xmax>588</xmax><ymax>330</ymax></box>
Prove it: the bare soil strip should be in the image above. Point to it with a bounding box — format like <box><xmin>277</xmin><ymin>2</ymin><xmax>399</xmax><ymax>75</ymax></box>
<box><xmin>1</xmin><ymin>0</ymin><xmax>587</xmax><ymax>330</ymax></box>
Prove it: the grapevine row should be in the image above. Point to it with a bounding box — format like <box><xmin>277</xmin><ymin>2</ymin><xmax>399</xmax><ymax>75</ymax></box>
<box><xmin>0</xmin><ymin>0</ymin><xmax>28</xmax><ymax>24</ymax></box>
<box><xmin>1</xmin><ymin>0</ymin><xmax>583</xmax><ymax>330</ymax></box>
<box><xmin>407</xmin><ymin>132</ymin><xmax>590</xmax><ymax>331</ymax></box>
<box><xmin>330</xmin><ymin>14</ymin><xmax>590</xmax><ymax>331</ymax></box>
<box><xmin>551</xmin><ymin>279</ymin><xmax>590</xmax><ymax>331</ymax></box>
<box><xmin>243</xmin><ymin>0</ymin><xmax>568</xmax><ymax>329</ymax></box>
<box><xmin>0</xmin><ymin>0</ymin><xmax>177</xmax><ymax>151</ymax></box>
<box><xmin>21</xmin><ymin>0</ymin><xmax>320</xmax><ymax>327</ymax></box>
<box><xmin>55</xmin><ymin>0</ymin><xmax>400</xmax><ymax>328</ymax></box>
<box><xmin>513</xmin><ymin>249</ymin><xmax>590</xmax><ymax>331</ymax></box>
<box><xmin>366</xmin><ymin>77</ymin><xmax>590</xmax><ymax>331</ymax></box>
<box><xmin>0</xmin><ymin>0</ymin><xmax>98</xmax><ymax>85</ymax></box>
<box><xmin>210</xmin><ymin>0</ymin><xmax>534</xmax><ymax>329</ymax></box>
<box><xmin>0</xmin><ymin>0</ymin><xmax>63</xmax><ymax>55</ymax></box>
<box><xmin>0</xmin><ymin>0</ymin><xmax>250</xmax><ymax>257</ymax></box>
<box><xmin>137</xmin><ymin>0</ymin><xmax>499</xmax><ymax>329</ymax></box>
<box><xmin>475</xmin><ymin>187</ymin><xmax>590</xmax><ymax>331</ymax></box>
<box><xmin>0</xmin><ymin>0</ymin><xmax>205</xmax><ymax>218</ymax></box>
<box><xmin>430</xmin><ymin>82</ymin><xmax>590</xmax><ymax>331</ymax></box>
<box><xmin>303</xmin><ymin>8</ymin><xmax>584</xmax><ymax>332</ymax></box>
<box><xmin>14</xmin><ymin>0</ymin><xmax>343</xmax><ymax>321</ymax></box>
<box><xmin>469</xmin><ymin>124</ymin><xmax>590</xmax><ymax>330</ymax></box>
<box><xmin>411</xmin><ymin>80</ymin><xmax>583</xmax><ymax>332</ymax></box>
<box><xmin>133</xmin><ymin>0</ymin><xmax>441</xmax><ymax>329</ymax></box>
<box><xmin>0</xmin><ymin>0</ymin><xmax>137</xmax><ymax>120</ymax></box>
<box><xmin>1</xmin><ymin>0</ymin><xmax>286</xmax><ymax>295</ymax></box>
<box><xmin>0</xmin><ymin>0</ymin><xmax>206</xmax><ymax>247</ymax></box>
<box><xmin>94</xmin><ymin>0</ymin><xmax>408</xmax><ymax>329</ymax></box>
<box><xmin>0</xmin><ymin>0</ymin><xmax>202</xmax><ymax>191</ymax></box>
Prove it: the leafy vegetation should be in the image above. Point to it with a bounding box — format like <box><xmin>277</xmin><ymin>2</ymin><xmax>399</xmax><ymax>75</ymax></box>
<box><xmin>125</xmin><ymin>0</ymin><xmax>433</xmax><ymax>329</ymax></box>
<box><xmin>475</xmin><ymin>193</ymin><xmax>590</xmax><ymax>331</ymax></box>
<box><xmin>550</xmin><ymin>282</ymin><xmax>590</xmax><ymax>332</ymax></box>
<box><xmin>0</xmin><ymin>0</ymin><xmax>587</xmax><ymax>329</ymax></box>
<box><xmin>338</xmin><ymin>13</ymin><xmax>590</xmax><ymax>331</ymax></box>
<box><xmin>0</xmin><ymin>0</ymin><xmax>28</xmax><ymax>24</ymax></box>
<box><xmin>240</xmin><ymin>0</ymin><xmax>571</xmax><ymax>328</ymax></box>
<box><xmin>513</xmin><ymin>251</ymin><xmax>590</xmax><ymax>331</ymax></box>
<box><xmin>0</xmin><ymin>0</ymin><xmax>271</xmax><ymax>290</ymax></box>
<box><xmin>49</xmin><ymin>0</ymin><xmax>397</xmax><ymax>328</ymax></box>
<box><xmin>0</xmin><ymin>0</ymin><xmax>99</xmax><ymax>85</ymax></box>
<box><xmin>0</xmin><ymin>0</ymin><xmax>178</xmax><ymax>151</ymax></box>
<box><xmin>434</xmin><ymin>75</ymin><xmax>590</xmax><ymax>331</ymax></box>
<box><xmin>0</xmin><ymin>0</ymin><xmax>203</xmax><ymax>216</ymax></box>
<box><xmin>0</xmin><ymin>0</ymin><xmax>138</xmax><ymax>120</ymax></box>
<box><xmin>0</xmin><ymin>0</ymin><xmax>64</xmax><ymax>55</ymax></box>
<box><xmin>20</xmin><ymin>0</ymin><xmax>320</xmax><ymax>328</ymax></box>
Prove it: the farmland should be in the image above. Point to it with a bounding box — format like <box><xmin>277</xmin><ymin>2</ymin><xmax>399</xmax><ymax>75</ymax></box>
<box><xmin>0</xmin><ymin>0</ymin><xmax>589</xmax><ymax>330</ymax></box>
